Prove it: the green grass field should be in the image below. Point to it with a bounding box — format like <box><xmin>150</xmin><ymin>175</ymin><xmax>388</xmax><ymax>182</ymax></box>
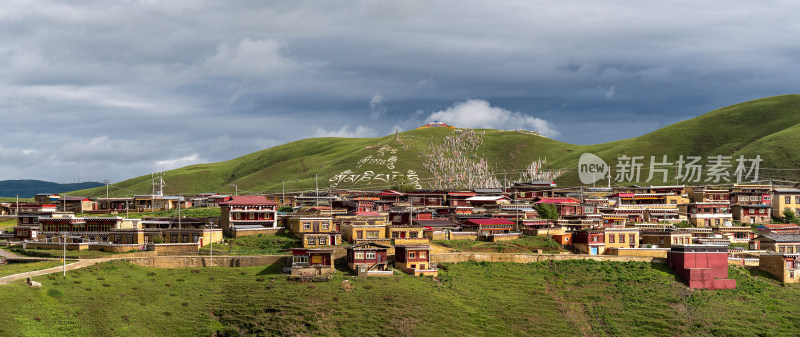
<box><xmin>199</xmin><ymin>233</ymin><xmax>300</xmax><ymax>255</ymax></box>
<box><xmin>0</xmin><ymin>261</ymin><xmax>69</xmax><ymax>278</ymax></box>
<box><xmin>0</xmin><ymin>260</ymin><xmax>798</xmax><ymax>336</ymax></box>
<box><xmin>434</xmin><ymin>235</ymin><xmax>565</xmax><ymax>253</ymax></box>
<box><xmin>0</xmin><ymin>218</ymin><xmax>16</xmax><ymax>232</ymax></box>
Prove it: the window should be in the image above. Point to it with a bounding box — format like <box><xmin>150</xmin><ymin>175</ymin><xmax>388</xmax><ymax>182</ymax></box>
<box><xmin>249</xmin><ymin>213</ymin><xmax>255</xmax><ymax>220</ymax></box>
<box><xmin>235</xmin><ymin>213</ymin><xmax>242</xmax><ymax>220</ymax></box>
<box><xmin>318</xmin><ymin>237</ymin><xmax>327</xmax><ymax>245</ymax></box>
<box><xmin>311</xmin><ymin>255</ymin><xmax>322</xmax><ymax>264</ymax></box>
<box><xmin>759</xmin><ymin>209</ymin><xmax>766</xmax><ymax>214</ymax></box>
<box><xmin>307</xmin><ymin>237</ymin><xmax>316</xmax><ymax>245</ymax></box>
<box><xmin>366</xmin><ymin>251</ymin><xmax>376</xmax><ymax>259</ymax></box>
<box><xmin>420</xmin><ymin>252</ymin><xmax>427</xmax><ymax>259</ymax></box>
<box><xmin>355</xmin><ymin>251</ymin><xmax>364</xmax><ymax>259</ymax></box>
<box><xmin>321</xmin><ymin>223</ymin><xmax>330</xmax><ymax>231</ymax></box>
<box><xmin>786</xmin><ymin>196</ymin><xmax>792</xmax><ymax>204</ymax></box>
<box><xmin>764</xmin><ymin>196</ymin><xmax>772</xmax><ymax>201</ymax></box>
<box><xmin>409</xmin><ymin>252</ymin><xmax>416</xmax><ymax>259</ymax></box>
<box><xmin>796</xmin><ymin>196</ymin><xmax>800</xmax><ymax>204</ymax></box>
<box><xmin>750</xmin><ymin>196</ymin><xmax>760</xmax><ymax>202</ymax></box>
<box><xmin>608</xmin><ymin>235</ymin><xmax>615</xmax><ymax>243</ymax></box>
<box><xmin>619</xmin><ymin>234</ymin><xmax>625</xmax><ymax>243</ymax></box>
<box><xmin>303</xmin><ymin>222</ymin><xmax>311</xmax><ymax>230</ymax></box>
<box><xmin>738</xmin><ymin>196</ymin><xmax>749</xmax><ymax>202</ymax></box>
<box><xmin>715</xmin><ymin>219</ymin><xmax>720</xmax><ymax>225</ymax></box>
<box><xmin>293</xmin><ymin>255</ymin><xmax>308</xmax><ymax>264</ymax></box>
<box><xmin>366</xmin><ymin>231</ymin><xmax>379</xmax><ymax>239</ymax></box>
<box><xmin>410</xmin><ymin>232</ymin><xmax>418</xmax><ymax>238</ymax></box>
<box><xmin>629</xmin><ymin>234</ymin><xmax>635</xmax><ymax>244</ymax></box>
<box><xmin>392</xmin><ymin>232</ymin><xmax>400</xmax><ymax>238</ymax></box>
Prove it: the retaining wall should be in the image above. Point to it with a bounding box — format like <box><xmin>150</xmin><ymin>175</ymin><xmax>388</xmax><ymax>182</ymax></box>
<box><xmin>431</xmin><ymin>252</ymin><xmax>660</xmax><ymax>264</ymax></box>
<box><xmin>126</xmin><ymin>255</ymin><xmax>287</xmax><ymax>268</ymax></box>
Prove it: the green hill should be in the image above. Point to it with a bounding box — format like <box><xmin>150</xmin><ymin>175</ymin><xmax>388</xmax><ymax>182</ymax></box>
<box><xmin>74</xmin><ymin>95</ymin><xmax>800</xmax><ymax>197</ymax></box>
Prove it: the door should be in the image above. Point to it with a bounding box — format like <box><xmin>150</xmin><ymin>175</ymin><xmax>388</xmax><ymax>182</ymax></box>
<box><xmin>313</xmin><ymin>222</ymin><xmax>319</xmax><ymax>232</ymax></box>
<box><xmin>590</xmin><ymin>246</ymin><xmax>598</xmax><ymax>255</ymax></box>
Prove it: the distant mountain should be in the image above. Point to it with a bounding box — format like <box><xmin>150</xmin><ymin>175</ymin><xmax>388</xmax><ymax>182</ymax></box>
<box><xmin>72</xmin><ymin>94</ymin><xmax>800</xmax><ymax>197</ymax></box>
<box><xmin>0</xmin><ymin>180</ymin><xmax>104</xmax><ymax>198</ymax></box>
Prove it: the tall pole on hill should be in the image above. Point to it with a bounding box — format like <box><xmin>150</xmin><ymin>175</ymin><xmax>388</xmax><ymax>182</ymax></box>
<box><xmin>282</xmin><ymin>180</ymin><xmax>285</xmax><ymax>207</ymax></box>
<box><xmin>315</xmin><ymin>173</ymin><xmax>319</xmax><ymax>207</ymax></box>
<box><xmin>103</xmin><ymin>179</ymin><xmax>110</xmax><ymax>198</ymax></box>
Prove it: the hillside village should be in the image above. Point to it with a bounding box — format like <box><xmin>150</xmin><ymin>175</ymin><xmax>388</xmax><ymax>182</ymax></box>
<box><xmin>3</xmin><ymin>179</ymin><xmax>800</xmax><ymax>288</ymax></box>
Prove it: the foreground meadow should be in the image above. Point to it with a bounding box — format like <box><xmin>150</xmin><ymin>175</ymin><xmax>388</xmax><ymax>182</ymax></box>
<box><xmin>0</xmin><ymin>260</ymin><xmax>798</xmax><ymax>336</ymax></box>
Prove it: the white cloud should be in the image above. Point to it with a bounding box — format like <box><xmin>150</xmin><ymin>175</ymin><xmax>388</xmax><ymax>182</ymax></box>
<box><xmin>154</xmin><ymin>154</ymin><xmax>204</xmax><ymax>171</ymax></box>
<box><xmin>427</xmin><ymin>100</ymin><xmax>560</xmax><ymax>137</ymax></box>
<box><xmin>312</xmin><ymin>125</ymin><xmax>378</xmax><ymax>138</ymax></box>
<box><xmin>202</xmin><ymin>38</ymin><xmax>297</xmax><ymax>78</ymax></box>
<box><xmin>369</xmin><ymin>93</ymin><xmax>386</xmax><ymax>118</ymax></box>
<box><xmin>605</xmin><ymin>85</ymin><xmax>616</xmax><ymax>99</ymax></box>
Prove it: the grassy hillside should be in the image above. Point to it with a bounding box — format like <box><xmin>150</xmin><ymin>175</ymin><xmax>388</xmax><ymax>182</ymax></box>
<box><xmin>0</xmin><ymin>260</ymin><xmax>798</xmax><ymax>336</ymax></box>
<box><xmin>73</xmin><ymin>94</ymin><xmax>800</xmax><ymax>196</ymax></box>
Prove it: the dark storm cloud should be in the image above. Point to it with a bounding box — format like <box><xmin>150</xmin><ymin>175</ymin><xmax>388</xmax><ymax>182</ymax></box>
<box><xmin>0</xmin><ymin>0</ymin><xmax>798</xmax><ymax>182</ymax></box>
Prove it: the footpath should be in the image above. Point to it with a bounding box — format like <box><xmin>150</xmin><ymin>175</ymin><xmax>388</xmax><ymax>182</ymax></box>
<box><xmin>0</xmin><ymin>258</ymin><xmax>114</xmax><ymax>285</ymax></box>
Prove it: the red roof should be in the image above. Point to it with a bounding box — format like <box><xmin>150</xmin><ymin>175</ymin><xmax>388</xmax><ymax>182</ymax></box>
<box><xmin>463</xmin><ymin>218</ymin><xmax>515</xmax><ymax>226</ymax></box>
<box><xmin>448</xmin><ymin>192</ymin><xmax>477</xmax><ymax>197</ymax></box>
<box><xmin>535</xmin><ymin>198</ymin><xmax>579</xmax><ymax>204</ymax></box>
<box><xmin>759</xmin><ymin>224</ymin><xmax>800</xmax><ymax>229</ymax></box>
<box><xmin>219</xmin><ymin>196</ymin><xmax>278</xmax><ymax>206</ymax></box>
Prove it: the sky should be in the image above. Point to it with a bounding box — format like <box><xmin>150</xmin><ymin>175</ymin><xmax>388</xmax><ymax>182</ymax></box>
<box><xmin>1</xmin><ymin>0</ymin><xmax>798</xmax><ymax>183</ymax></box>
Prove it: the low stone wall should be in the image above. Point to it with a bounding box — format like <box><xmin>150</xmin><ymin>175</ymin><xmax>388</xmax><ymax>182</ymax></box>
<box><xmin>24</xmin><ymin>242</ymin><xmax>90</xmax><ymax>251</ymax></box>
<box><xmin>431</xmin><ymin>252</ymin><xmax>659</xmax><ymax>264</ymax></box>
<box><xmin>393</xmin><ymin>238</ymin><xmax>430</xmax><ymax>246</ymax></box>
<box><xmin>232</xmin><ymin>228</ymin><xmax>284</xmax><ymax>237</ymax></box>
<box><xmin>487</xmin><ymin>233</ymin><xmax>522</xmax><ymax>242</ymax></box>
<box><xmin>425</xmin><ymin>231</ymin><xmax>447</xmax><ymax>241</ymax></box>
<box><xmin>449</xmin><ymin>232</ymin><xmax>478</xmax><ymax>241</ymax></box>
<box><xmin>126</xmin><ymin>255</ymin><xmax>287</xmax><ymax>268</ymax></box>
<box><xmin>149</xmin><ymin>243</ymin><xmax>199</xmax><ymax>254</ymax></box>
<box><xmin>90</xmin><ymin>244</ymin><xmax>145</xmax><ymax>253</ymax></box>
<box><xmin>607</xmin><ymin>248</ymin><xmax>669</xmax><ymax>258</ymax></box>
<box><xmin>727</xmin><ymin>257</ymin><xmax>760</xmax><ymax>267</ymax></box>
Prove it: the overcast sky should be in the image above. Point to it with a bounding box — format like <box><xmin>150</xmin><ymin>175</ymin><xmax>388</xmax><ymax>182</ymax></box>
<box><xmin>1</xmin><ymin>1</ymin><xmax>798</xmax><ymax>183</ymax></box>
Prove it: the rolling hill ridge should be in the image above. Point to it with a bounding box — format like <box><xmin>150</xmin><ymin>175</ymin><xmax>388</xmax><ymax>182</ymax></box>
<box><xmin>73</xmin><ymin>94</ymin><xmax>800</xmax><ymax>197</ymax></box>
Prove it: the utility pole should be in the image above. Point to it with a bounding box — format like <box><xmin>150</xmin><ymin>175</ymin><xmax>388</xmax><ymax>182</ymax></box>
<box><xmin>282</xmin><ymin>180</ymin><xmax>286</xmax><ymax>207</ymax></box>
<box><xmin>315</xmin><ymin>173</ymin><xmax>319</xmax><ymax>207</ymax></box>
<box><xmin>103</xmin><ymin>179</ymin><xmax>110</xmax><ymax>198</ymax></box>
<box><xmin>178</xmin><ymin>199</ymin><xmax>182</xmax><ymax>229</ymax></box>
<box><xmin>60</xmin><ymin>231</ymin><xmax>67</xmax><ymax>276</ymax></box>
<box><xmin>209</xmin><ymin>221</ymin><xmax>214</xmax><ymax>267</ymax></box>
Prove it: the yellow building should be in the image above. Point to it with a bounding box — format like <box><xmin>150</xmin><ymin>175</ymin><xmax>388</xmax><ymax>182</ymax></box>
<box><xmin>772</xmin><ymin>188</ymin><xmax>800</xmax><ymax>218</ymax></box>
<box><xmin>603</xmin><ymin>228</ymin><xmax>640</xmax><ymax>249</ymax></box>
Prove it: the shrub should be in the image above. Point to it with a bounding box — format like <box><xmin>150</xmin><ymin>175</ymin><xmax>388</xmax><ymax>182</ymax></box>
<box><xmin>47</xmin><ymin>289</ymin><xmax>64</xmax><ymax>298</ymax></box>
